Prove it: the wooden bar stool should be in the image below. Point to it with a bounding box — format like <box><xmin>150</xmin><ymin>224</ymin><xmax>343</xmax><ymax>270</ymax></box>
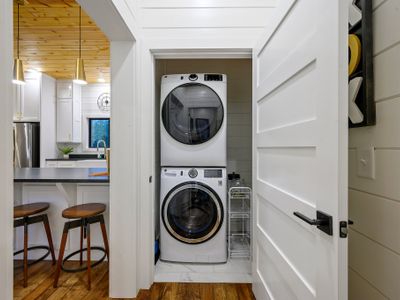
<box><xmin>53</xmin><ymin>203</ymin><xmax>109</xmax><ymax>290</ymax></box>
<box><xmin>14</xmin><ymin>202</ymin><xmax>56</xmax><ymax>288</ymax></box>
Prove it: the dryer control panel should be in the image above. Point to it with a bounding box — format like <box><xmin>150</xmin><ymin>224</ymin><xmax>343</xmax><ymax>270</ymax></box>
<box><xmin>204</xmin><ymin>169</ymin><xmax>223</xmax><ymax>178</ymax></box>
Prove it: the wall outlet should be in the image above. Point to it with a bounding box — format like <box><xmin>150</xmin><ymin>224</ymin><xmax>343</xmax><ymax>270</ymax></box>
<box><xmin>357</xmin><ymin>147</ymin><xmax>375</xmax><ymax>179</ymax></box>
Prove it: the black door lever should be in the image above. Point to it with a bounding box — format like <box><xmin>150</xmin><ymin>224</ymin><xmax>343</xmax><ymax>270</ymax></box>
<box><xmin>293</xmin><ymin>210</ymin><xmax>333</xmax><ymax>236</ymax></box>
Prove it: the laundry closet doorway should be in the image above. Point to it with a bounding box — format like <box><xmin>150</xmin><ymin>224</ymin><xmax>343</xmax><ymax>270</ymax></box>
<box><xmin>154</xmin><ymin>58</ymin><xmax>253</xmax><ymax>282</ymax></box>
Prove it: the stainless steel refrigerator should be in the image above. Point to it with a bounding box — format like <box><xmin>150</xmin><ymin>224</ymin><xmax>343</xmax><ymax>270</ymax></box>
<box><xmin>13</xmin><ymin>122</ymin><xmax>40</xmax><ymax>168</ymax></box>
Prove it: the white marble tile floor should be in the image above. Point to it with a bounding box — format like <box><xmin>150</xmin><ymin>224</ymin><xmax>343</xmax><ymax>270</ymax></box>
<box><xmin>154</xmin><ymin>259</ymin><xmax>252</xmax><ymax>283</ymax></box>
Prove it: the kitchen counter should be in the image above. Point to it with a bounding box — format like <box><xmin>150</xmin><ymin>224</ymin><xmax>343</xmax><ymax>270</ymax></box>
<box><xmin>46</xmin><ymin>154</ymin><xmax>105</xmax><ymax>161</ymax></box>
<box><xmin>14</xmin><ymin>167</ymin><xmax>109</xmax><ymax>183</ymax></box>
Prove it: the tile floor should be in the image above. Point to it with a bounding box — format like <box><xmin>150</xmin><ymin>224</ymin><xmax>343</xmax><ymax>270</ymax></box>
<box><xmin>154</xmin><ymin>259</ymin><xmax>252</xmax><ymax>283</ymax></box>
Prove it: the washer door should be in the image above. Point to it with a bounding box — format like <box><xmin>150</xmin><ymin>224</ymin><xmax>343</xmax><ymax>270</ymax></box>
<box><xmin>162</xmin><ymin>83</ymin><xmax>224</xmax><ymax>145</ymax></box>
<box><xmin>162</xmin><ymin>182</ymin><xmax>223</xmax><ymax>244</ymax></box>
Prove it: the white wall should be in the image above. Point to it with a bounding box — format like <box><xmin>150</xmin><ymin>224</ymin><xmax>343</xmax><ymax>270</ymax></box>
<box><xmin>55</xmin><ymin>83</ymin><xmax>110</xmax><ymax>156</ymax></box>
<box><xmin>74</xmin><ymin>83</ymin><xmax>110</xmax><ymax>153</ymax></box>
<box><xmin>349</xmin><ymin>1</ymin><xmax>400</xmax><ymax>299</ymax></box>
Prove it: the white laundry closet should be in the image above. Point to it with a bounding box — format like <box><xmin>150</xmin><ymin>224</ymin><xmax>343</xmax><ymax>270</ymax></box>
<box><xmin>154</xmin><ymin>59</ymin><xmax>253</xmax><ymax>282</ymax></box>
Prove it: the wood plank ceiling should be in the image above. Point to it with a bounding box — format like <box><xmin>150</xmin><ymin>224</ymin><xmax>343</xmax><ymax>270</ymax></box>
<box><xmin>13</xmin><ymin>0</ymin><xmax>110</xmax><ymax>83</ymax></box>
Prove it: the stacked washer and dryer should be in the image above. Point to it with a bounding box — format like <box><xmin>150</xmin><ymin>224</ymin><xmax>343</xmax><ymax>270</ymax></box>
<box><xmin>160</xmin><ymin>73</ymin><xmax>228</xmax><ymax>263</ymax></box>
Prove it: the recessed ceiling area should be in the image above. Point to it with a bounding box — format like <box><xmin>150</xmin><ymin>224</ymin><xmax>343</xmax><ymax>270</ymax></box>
<box><xmin>13</xmin><ymin>0</ymin><xmax>110</xmax><ymax>83</ymax></box>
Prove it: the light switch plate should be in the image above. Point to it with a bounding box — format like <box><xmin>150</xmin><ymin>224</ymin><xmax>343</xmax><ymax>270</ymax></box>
<box><xmin>357</xmin><ymin>147</ymin><xmax>375</xmax><ymax>179</ymax></box>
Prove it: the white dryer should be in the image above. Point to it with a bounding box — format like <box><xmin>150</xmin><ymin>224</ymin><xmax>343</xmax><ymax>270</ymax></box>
<box><xmin>160</xmin><ymin>167</ymin><xmax>227</xmax><ymax>263</ymax></box>
<box><xmin>160</xmin><ymin>73</ymin><xmax>227</xmax><ymax>167</ymax></box>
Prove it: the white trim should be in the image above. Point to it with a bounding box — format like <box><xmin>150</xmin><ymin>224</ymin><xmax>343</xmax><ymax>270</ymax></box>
<box><xmin>0</xmin><ymin>0</ymin><xmax>14</xmax><ymax>299</ymax></box>
<box><xmin>151</xmin><ymin>48</ymin><xmax>252</xmax><ymax>59</ymax></box>
<box><xmin>138</xmin><ymin>47</ymin><xmax>253</xmax><ymax>289</ymax></box>
<box><xmin>141</xmin><ymin>0</ymin><xmax>277</xmax><ymax>9</ymax></box>
<box><xmin>77</xmin><ymin>0</ymin><xmax>140</xmax><ymax>298</ymax></box>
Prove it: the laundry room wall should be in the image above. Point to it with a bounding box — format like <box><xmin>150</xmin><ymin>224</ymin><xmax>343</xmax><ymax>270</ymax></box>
<box><xmin>348</xmin><ymin>1</ymin><xmax>400</xmax><ymax>299</ymax></box>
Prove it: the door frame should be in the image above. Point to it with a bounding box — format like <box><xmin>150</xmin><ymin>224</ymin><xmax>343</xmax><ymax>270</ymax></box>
<box><xmin>143</xmin><ymin>47</ymin><xmax>252</xmax><ymax>285</ymax></box>
<box><xmin>0</xmin><ymin>0</ymin><xmax>15</xmax><ymax>299</ymax></box>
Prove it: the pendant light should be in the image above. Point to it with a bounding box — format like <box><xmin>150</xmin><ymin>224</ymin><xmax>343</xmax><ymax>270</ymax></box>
<box><xmin>13</xmin><ymin>2</ymin><xmax>25</xmax><ymax>85</ymax></box>
<box><xmin>73</xmin><ymin>6</ymin><xmax>87</xmax><ymax>85</ymax></box>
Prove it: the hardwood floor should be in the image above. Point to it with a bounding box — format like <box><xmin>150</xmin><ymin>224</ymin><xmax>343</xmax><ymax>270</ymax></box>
<box><xmin>14</xmin><ymin>261</ymin><xmax>255</xmax><ymax>300</ymax></box>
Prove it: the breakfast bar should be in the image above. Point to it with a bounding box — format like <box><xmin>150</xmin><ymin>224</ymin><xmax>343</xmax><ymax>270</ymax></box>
<box><xmin>14</xmin><ymin>168</ymin><xmax>109</xmax><ymax>261</ymax></box>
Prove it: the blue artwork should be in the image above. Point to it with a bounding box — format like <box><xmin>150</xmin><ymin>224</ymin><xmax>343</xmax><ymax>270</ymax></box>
<box><xmin>89</xmin><ymin>118</ymin><xmax>110</xmax><ymax>148</ymax></box>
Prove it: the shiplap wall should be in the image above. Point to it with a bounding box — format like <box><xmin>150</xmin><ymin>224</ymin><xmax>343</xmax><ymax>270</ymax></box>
<box><xmin>349</xmin><ymin>0</ymin><xmax>400</xmax><ymax>299</ymax></box>
<box><xmin>155</xmin><ymin>59</ymin><xmax>252</xmax><ymax>184</ymax></box>
<box><xmin>56</xmin><ymin>83</ymin><xmax>110</xmax><ymax>154</ymax></box>
<box><xmin>137</xmin><ymin>0</ymin><xmax>276</xmax><ymax>44</ymax></box>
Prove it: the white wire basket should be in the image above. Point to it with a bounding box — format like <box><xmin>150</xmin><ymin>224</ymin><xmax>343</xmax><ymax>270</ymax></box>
<box><xmin>228</xmin><ymin>187</ymin><xmax>251</xmax><ymax>259</ymax></box>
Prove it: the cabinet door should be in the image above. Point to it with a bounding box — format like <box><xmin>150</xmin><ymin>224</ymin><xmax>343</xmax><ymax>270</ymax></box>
<box><xmin>75</xmin><ymin>160</ymin><xmax>107</xmax><ymax>168</ymax></box>
<box><xmin>57</xmin><ymin>99</ymin><xmax>73</xmax><ymax>142</ymax></box>
<box><xmin>57</xmin><ymin>82</ymin><xmax>73</xmax><ymax>99</ymax></box>
<box><xmin>13</xmin><ymin>84</ymin><xmax>23</xmax><ymax>121</ymax></box>
<box><xmin>45</xmin><ymin>161</ymin><xmax>58</xmax><ymax>168</ymax></box>
<box><xmin>57</xmin><ymin>161</ymin><xmax>76</xmax><ymax>168</ymax></box>
<box><xmin>72</xmin><ymin>83</ymin><xmax>82</xmax><ymax>143</ymax></box>
<box><xmin>22</xmin><ymin>74</ymin><xmax>41</xmax><ymax>121</ymax></box>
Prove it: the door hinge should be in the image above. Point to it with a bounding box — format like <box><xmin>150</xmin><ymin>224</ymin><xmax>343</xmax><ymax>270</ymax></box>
<box><xmin>149</xmin><ymin>176</ymin><xmax>152</xmax><ymax>183</ymax></box>
<box><xmin>339</xmin><ymin>220</ymin><xmax>354</xmax><ymax>238</ymax></box>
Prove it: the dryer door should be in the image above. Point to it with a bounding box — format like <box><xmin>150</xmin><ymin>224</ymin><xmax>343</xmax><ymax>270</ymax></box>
<box><xmin>162</xmin><ymin>83</ymin><xmax>224</xmax><ymax>145</ymax></box>
<box><xmin>162</xmin><ymin>182</ymin><xmax>224</xmax><ymax>244</ymax></box>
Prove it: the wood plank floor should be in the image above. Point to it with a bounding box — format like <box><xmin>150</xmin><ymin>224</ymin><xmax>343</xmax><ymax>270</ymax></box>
<box><xmin>14</xmin><ymin>261</ymin><xmax>255</xmax><ymax>300</ymax></box>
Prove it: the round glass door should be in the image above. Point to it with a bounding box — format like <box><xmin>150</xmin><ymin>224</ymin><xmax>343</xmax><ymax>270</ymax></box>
<box><xmin>162</xmin><ymin>182</ymin><xmax>223</xmax><ymax>244</ymax></box>
<box><xmin>162</xmin><ymin>83</ymin><xmax>224</xmax><ymax>145</ymax></box>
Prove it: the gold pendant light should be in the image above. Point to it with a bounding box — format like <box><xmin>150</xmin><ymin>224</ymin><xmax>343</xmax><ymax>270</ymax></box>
<box><xmin>73</xmin><ymin>6</ymin><xmax>87</xmax><ymax>85</ymax></box>
<box><xmin>13</xmin><ymin>2</ymin><xmax>25</xmax><ymax>85</ymax></box>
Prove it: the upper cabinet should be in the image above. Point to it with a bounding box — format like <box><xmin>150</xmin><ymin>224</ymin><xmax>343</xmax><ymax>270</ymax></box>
<box><xmin>13</xmin><ymin>72</ymin><xmax>41</xmax><ymax>122</ymax></box>
<box><xmin>56</xmin><ymin>81</ymin><xmax>82</xmax><ymax>143</ymax></box>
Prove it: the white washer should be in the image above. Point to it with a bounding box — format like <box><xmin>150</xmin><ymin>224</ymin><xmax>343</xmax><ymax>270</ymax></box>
<box><xmin>160</xmin><ymin>167</ymin><xmax>227</xmax><ymax>263</ymax></box>
<box><xmin>160</xmin><ymin>73</ymin><xmax>227</xmax><ymax>167</ymax></box>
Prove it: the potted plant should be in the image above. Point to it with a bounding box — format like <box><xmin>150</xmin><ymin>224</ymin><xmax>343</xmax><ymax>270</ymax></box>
<box><xmin>58</xmin><ymin>145</ymin><xmax>74</xmax><ymax>159</ymax></box>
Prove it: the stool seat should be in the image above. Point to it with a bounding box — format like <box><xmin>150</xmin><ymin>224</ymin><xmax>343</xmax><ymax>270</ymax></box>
<box><xmin>62</xmin><ymin>203</ymin><xmax>106</xmax><ymax>219</ymax></box>
<box><xmin>14</xmin><ymin>202</ymin><xmax>50</xmax><ymax>219</ymax></box>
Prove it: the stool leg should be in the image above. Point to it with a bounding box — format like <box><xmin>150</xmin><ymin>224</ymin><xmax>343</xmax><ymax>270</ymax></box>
<box><xmin>53</xmin><ymin>224</ymin><xmax>68</xmax><ymax>288</ymax></box>
<box><xmin>42</xmin><ymin>214</ymin><xmax>56</xmax><ymax>264</ymax></box>
<box><xmin>79</xmin><ymin>224</ymin><xmax>84</xmax><ymax>265</ymax></box>
<box><xmin>86</xmin><ymin>223</ymin><xmax>91</xmax><ymax>290</ymax></box>
<box><xmin>99</xmin><ymin>215</ymin><xmax>110</xmax><ymax>259</ymax></box>
<box><xmin>23</xmin><ymin>220</ymin><xmax>28</xmax><ymax>288</ymax></box>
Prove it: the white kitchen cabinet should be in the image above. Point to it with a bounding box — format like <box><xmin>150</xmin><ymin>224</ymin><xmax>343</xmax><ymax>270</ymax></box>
<box><xmin>57</xmin><ymin>161</ymin><xmax>76</xmax><ymax>168</ymax></box>
<box><xmin>13</xmin><ymin>72</ymin><xmax>41</xmax><ymax>122</ymax></box>
<box><xmin>56</xmin><ymin>81</ymin><xmax>81</xmax><ymax>143</ymax></box>
<box><xmin>45</xmin><ymin>160</ymin><xmax>106</xmax><ymax>168</ymax></box>
<box><xmin>75</xmin><ymin>160</ymin><xmax>107</xmax><ymax>168</ymax></box>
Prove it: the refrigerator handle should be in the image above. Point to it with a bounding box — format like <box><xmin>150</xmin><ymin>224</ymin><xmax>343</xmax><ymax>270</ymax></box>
<box><xmin>13</xmin><ymin>126</ymin><xmax>21</xmax><ymax>168</ymax></box>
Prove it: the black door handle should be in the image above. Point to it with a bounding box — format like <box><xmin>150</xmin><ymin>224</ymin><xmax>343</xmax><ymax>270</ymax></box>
<box><xmin>293</xmin><ymin>210</ymin><xmax>333</xmax><ymax>236</ymax></box>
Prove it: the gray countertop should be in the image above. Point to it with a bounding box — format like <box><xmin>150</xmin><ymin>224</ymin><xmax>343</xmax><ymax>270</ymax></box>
<box><xmin>14</xmin><ymin>168</ymin><xmax>109</xmax><ymax>183</ymax></box>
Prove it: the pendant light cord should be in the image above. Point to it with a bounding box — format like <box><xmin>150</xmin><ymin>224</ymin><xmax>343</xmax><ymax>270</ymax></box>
<box><xmin>79</xmin><ymin>6</ymin><xmax>82</xmax><ymax>59</ymax></box>
<box><xmin>17</xmin><ymin>3</ymin><xmax>20</xmax><ymax>58</ymax></box>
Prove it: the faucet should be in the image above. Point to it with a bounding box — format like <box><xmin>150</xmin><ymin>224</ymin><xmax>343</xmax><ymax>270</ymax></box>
<box><xmin>96</xmin><ymin>140</ymin><xmax>107</xmax><ymax>159</ymax></box>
